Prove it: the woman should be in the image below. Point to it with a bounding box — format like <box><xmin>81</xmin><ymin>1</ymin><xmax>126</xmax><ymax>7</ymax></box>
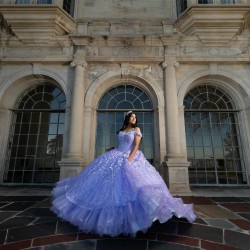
<box><xmin>51</xmin><ymin>111</ymin><xmax>196</xmax><ymax>237</ymax></box>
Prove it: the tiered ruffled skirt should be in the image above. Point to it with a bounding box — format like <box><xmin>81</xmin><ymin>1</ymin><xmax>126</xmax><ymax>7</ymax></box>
<box><xmin>51</xmin><ymin>149</ymin><xmax>196</xmax><ymax>237</ymax></box>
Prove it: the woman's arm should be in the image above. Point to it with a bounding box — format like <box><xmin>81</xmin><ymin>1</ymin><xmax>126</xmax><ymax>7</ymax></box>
<box><xmin>127</xmin><ymin>127</ymin><xmax>142</xmax><ymax>162</ymax></box>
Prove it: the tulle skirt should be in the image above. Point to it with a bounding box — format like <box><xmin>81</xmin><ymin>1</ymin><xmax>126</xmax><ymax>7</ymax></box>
<box><xmin>51</xmin><ymin>149</ymin><xmax>196</xmax><ymax>237</ymax></box>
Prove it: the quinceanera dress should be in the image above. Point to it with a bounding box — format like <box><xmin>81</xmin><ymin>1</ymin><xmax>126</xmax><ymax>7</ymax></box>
<box><xmin>51</xmin><ymin>130</ymin><xmax>196</xmax><ymax>237</ymax></box>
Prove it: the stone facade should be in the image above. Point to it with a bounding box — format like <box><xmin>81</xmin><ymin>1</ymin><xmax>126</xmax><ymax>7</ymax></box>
<box><xmin>0</xmin><ymin>0</ymin><xmax>250</xmax><ymax>194</ymax></box>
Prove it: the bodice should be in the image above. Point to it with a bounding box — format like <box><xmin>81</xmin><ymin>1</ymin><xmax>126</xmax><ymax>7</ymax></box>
<box><xmin>117</xmin><ymin>131</ymin><xmax>142</xmax><ymax>154</ymax></box>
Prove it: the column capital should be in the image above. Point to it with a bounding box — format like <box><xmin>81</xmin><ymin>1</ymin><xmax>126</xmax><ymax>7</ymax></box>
<box><xmin>70</xmin><ymin>59</ymin><xmax>87</xmax><ymax>68</ymax></box>
<box><xmin>162</xmin><ymin>57</ymin><xmax>179</xmax><ymax>69</ymax></box>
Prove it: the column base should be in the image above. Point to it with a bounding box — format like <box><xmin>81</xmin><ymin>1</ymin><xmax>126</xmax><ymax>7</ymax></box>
<box><xmin>58</xmin><ymin>159</ymin><xmax>85</xmax><ymax>180</ymax></box>
<box><xmin>160</xmin><ymin>159</ymin><xmax>192</xmax><ymax>196</ymax></box>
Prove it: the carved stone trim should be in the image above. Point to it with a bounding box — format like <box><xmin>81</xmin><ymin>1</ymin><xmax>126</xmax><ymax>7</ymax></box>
<box><xmin>70</xmin><ymin>59</ymin><xmax>87</xmax><ymax>68</ymax></box>
<box><xmin>174</xmin><ymin>5</ymin><xmax>250</xmax><ymax>45</ymax></box>
<box><xmin>0</xmin><ymin>5</ymin><xmax>76</xmax><ymax>45</ymax></box>
<box><xmin>162</xmin><ymin>57</ymin><xmax>179</xmax><ymax>69</ymax></box>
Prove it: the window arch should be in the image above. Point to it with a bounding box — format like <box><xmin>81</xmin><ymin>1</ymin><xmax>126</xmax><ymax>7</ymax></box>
<box><xmin>98</xmin><ymin>85</ymin><xmax>153</xmax><ymax>110</ymax></box>
<box><xmin>96</xmin><ymin>84</ymin><xmax>154</xmax><ymax>163</ymax></box>
<box><xmin>4</xmin><ymin>84</ymin><xmax>65</xmax><ymax>184</ymax></box>
<box><xmin>184</xmin><ymin>84</ymin><xmax>247</xmax><ymax>185</ymax></box>
<box><xmin>184</xmin><ymin>85</ymin><xmax>234</xmax><ymax>110</ymax></box>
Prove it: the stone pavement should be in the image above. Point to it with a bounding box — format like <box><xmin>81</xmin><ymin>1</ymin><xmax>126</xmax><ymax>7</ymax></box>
<box><xmin>0</xmin><ymin>187</ymin><xmax>249</xmax><ymax>250</ymax></box>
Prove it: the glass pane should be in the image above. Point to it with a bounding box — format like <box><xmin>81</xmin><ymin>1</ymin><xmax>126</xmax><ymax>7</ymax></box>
<box><xmin>201</xmin><ymin>113</ymin><xmax>210</xmax><ymax>123</ymax></box>
<box><xmin>58</xmin><ymin>124</ymin><xmax>64</xmax><ymax>134</ymax></box>
<box><xmin>204</xmin><ymin>147</ymin><xmax>213</xmax><ymax>158</ymax></box>
<box><xmin>202</xmin><ymin>124</ymin><xmax>211</xmax><ymax>135</ymax></box>
<box><xmin>191</xmin><ymin>113</ymin><xmax>200</xmax><ymax>123</ymax></box>
<box><xmin>185</xmin><ymin>123</ymin><xmax>192</xmax><ymax>135</ymax></box>
<box><xmin>133</xmin><ymin>99</ymin><xmax>143</xmax><ymax>109</ymax></box>
<box><xmin>211</xmin><ymin>113</ymin><xmax>220</xmax><ymax>123</ymax></box>
<box><xmin>143</xmin><ymin>147</ymin><xmax>153</xmax><ymax>159</ymax></box>
<box><xmin>32</xmin><ymin>93</ymin><xmax>43</xmax><ymax>103</ymax></box>
<box><xmin>50</xmin><ymin>99</ymin><xmax>59</xmax><ymax>109</ymax></box>
<box><xmin>197</xmin><ymin>171</ymin><xmax>207</xmax><ymax>184</ymax></box>
<box><xmin>227</xmin><ymin>172</ymin><xmax>237</xmax><ymax>184</ymax></box>
<box><xmin>213</xmin><ymin>136</ymin><xmax>222</xmax><ymax>147</ymax></box>
<box><xmin>188</xmin><ymin>171</ymin><xmax>197</xmax><ymax>184</ymax></box>
<box><xmin>116</xmin><ymin>101</ymin><xmax>134</xmax><ymax>109</ymax></box>
<box><xmin>107</xmin><ymin>99</ymin><xmax>118</xmax><ymax>109</ymax></box>
<box><xmin>187</xmin><ymin>147</ymin><xmax>195</xmax><ymax>158</ymax></box>
<box><xmin>186</xmin><ymin>136</ymin><xmax>193</xmax><ymax>146</ymax></box>
<box><xmin>143</xmin><ymin>135</ymin><xmax>153</xmax><ymax>146</ymax></box>
<box><xmin>195</xmin><ymin>147</ymin><xmax>204</xmax><ymax>158</ymax></box>
<box><xmin>50</xmin><ymin>113</ymin><xmax>59</xmax><ymax>123</ymax></box>
<box><xmin>207</xmin><ymin>172</ymin><xmax>216</xmax><ymax>184</ymax></box>
<box><xmin>218</xmin><ymin>172</ymin><xmax>227</xmax><ymax>184</ymax></box>
<box><xmin>184</xmin><ymin>112</ymin><xmax>191</xmax><ymax>122</ymax></box>
<box><xmin>214</xmin><ymin>147</ymin><xmax>224</xmax><ymax>158</ymax></box>
<box><xmin>191</xmin><ymin>100</ymin><xmax>200</xmax><ymax>109</ymax></box>
<box><xmin>203</xmin><ymin>136</ymin><xmax>212</xmax><ymax>146</ymax></box>
<box><xmin>193</xmin><ymin>136</ymin><xmax>202</xmax><ymax>146</ymax></box>
<box><xmin>192</xmin><ymin>124</ymin><xmax>202</xmax><ymax>135</ymax></box>
<box><xmin>205</xmin><ymin>160</ymin><xmax>215</xmax><ymax>171</ymax></box>
<box><xmin>13</xmin><ymin>171</ymin><xmax>23</xmax><ymax>182</ymax></box>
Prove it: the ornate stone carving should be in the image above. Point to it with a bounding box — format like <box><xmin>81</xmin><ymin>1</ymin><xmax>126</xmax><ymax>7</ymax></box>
<box><xmin>162</xmin><ymin>57</ymin><xmax>179</xmax><ymax>69</ymax></box>
<box><xmin>70</xmin><ymin>59</ymin><xmax>87</xmax><ymax>68</ymax></box>
<box><xmin>174</xmin><ymin>5</ymin><xmax>250</xmax><ymax>45</ymax></box>
<box><xmin>182</xmin><ymin>46</ymin><xmax>247</xmax><ymax>59</ymax></box>
<box><xmin>0</xmin><ymin>5</ymin><xmax>76</xmax><ymax>45</ymax></box>
<box><xmin>209</xmin><ymin>63</ymin><xmax>218</xmax><ymax>75</ymax></box>
<box><xmin>120</xmin><ymin>63</ymin><xmax>130</xmax><ymax>76</ymax></box>
<box><xmin>71</xmin><ymin>45</ymin><xmax>88</xmax><ymax>68</ymax></box>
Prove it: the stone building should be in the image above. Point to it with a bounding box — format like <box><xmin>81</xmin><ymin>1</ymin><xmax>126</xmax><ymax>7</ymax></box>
<box><xmin>0</xmin><ymin>0</ymin><xmax>249</xmax><ymax>194</ymax></box>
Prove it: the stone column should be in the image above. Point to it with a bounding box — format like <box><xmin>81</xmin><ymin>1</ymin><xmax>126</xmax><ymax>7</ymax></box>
<box><xmin>162</xmin><ymin>57</ymin><xmax>181</xmax><ymax>158</ymax></box>
<box><xmin>66</xmin><ymin>59</ymin><xmax>86</xmax><ymax>159</ymax></box>
<box><xmin>162</xmin><ymin>57</ymin><xmax>191</xmax><ymax>195</ymax></box>
<box><xmin>58</xmin><ymin>59</ymin><xmax>87</xmax><ymax>179</ymax></box>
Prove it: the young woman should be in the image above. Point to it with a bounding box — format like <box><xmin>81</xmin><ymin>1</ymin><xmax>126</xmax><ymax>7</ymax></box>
<box><xmin>51</xmin><ymin>111</ymin><xmax>196</xmax><ymax>237</ymax></box>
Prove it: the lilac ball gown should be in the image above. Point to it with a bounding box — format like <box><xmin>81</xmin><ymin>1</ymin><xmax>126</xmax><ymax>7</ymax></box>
<box><xmin>51</xmin><ymin>130</ymin><xmax>196</xmax><ymax>237</ymax></box>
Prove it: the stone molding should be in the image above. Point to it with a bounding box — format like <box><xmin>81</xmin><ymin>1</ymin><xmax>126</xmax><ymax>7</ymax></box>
<box><xmin>162</xmin><ymin>57</ymin><xmax>179</xmax><ymax>69</ymax></box>
<box><xmin>174</xmin><ymin>5</ymin><xmax>250</xmax><ymax>45</ymax></box>
<box><xmin>70</xmin><ymin>59</ymin><xmax>87</xmax><ymax>68</ymax></box>
<box><xmin>0</xmin><ymin>5</ymin><xmax>76</xmax><ymax>45</ymax></box>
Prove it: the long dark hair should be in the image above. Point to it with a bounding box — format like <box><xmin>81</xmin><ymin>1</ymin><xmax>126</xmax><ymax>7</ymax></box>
<box><xmin>119</xmin><ymin>111</ymin><xmax>138</xmax><ymax>132</ymax></box>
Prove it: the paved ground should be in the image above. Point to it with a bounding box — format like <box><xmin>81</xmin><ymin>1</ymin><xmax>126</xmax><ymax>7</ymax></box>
<box><xmin>0</xmin><ymin>187</ymin><xmax>249</xmax><ymax>250</ymax></box>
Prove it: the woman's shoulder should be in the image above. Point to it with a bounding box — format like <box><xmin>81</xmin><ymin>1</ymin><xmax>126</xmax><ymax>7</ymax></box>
<box><xmin>134</xmin><ymin>127</ymin><xmax>142</xmax><ymax>137</ymax></box>
<box><xmin>134</xmin><ymin>127</ymin><xmax>141</xmax><ymax>133</ymax></box>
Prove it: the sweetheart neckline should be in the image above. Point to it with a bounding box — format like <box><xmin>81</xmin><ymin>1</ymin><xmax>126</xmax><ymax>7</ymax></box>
<box><xmin>120</xmin><ymin>130</ymin><xmax>135</xmax><ymax>135</ymax></box>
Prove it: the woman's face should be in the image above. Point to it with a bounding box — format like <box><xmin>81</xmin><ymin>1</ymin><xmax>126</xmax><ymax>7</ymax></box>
<box><xmin>129</xmin><ymin>113</ymin><xmax>136</xmax><ymax>125</ymax></box>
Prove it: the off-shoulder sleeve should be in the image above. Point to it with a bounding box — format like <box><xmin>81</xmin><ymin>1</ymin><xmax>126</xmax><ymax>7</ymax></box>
<box><xmin>134</xmin><ymin>130</ymin><xmax>142</xmax><ymax>137</ymax></box>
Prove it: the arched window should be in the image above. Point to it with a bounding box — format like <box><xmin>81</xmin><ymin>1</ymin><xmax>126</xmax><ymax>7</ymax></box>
<box><xmin>97</xmin><ymin>84</ymin><xmax>154</xmax><ymax>163</ymax></box>
<box><xmin>4</xmin><ymin>84</ymin><xmax>65</xmax><ymax>184</ymax></box>
<box><xmin>184</xmin><ymin>84</ymin><xmax>247</xmax><ymax>185</ymax></box>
